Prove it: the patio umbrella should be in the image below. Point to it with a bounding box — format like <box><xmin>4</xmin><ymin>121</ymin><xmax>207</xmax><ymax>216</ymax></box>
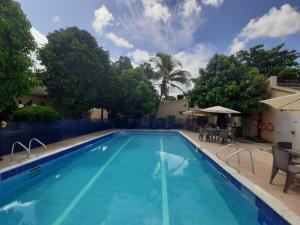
<box><xmin>182</xmin><ymin>110</ymin><xmax>207</xmax><ymax>117</ymax></box>
<box><xmin>200</xmin><ymin>106</ymin><xmax>241</xmax><ymax>114</ymax></box>
<box><xmin>260</xmin><ymin>93</ymin><xmax>300</xmax><ymax>111</ymax></box>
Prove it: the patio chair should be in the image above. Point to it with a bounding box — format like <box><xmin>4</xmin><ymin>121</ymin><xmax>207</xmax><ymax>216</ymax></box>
<box><xmin>270</xmin><ymin>146</ymin><xmax>300</xmax><ymax>193</ymax></box>
<box><xmin>277</xmin><ymin>142</ymin><xmax>300</xmax><ymax>165</ymax></box>
<box><xmin>198</xmin><ymin>127</ymin><xmax>209</xmax><ymax>141</ymax></box>
<box><xmin>217</xmin><ymin>129</ymin><xmax>229</xmax><ymax>143</ymax></box>
<box><xmin>228</xmin><ymin>128</ymin><xmax>236</xmax><ymax>142</ymax></box>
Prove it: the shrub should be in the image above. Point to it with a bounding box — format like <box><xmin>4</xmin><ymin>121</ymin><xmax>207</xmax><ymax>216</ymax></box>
<box><xmin>12</xmin><ymin>106</ymin><xmax>60</xmax><ymax>122</ymax></box>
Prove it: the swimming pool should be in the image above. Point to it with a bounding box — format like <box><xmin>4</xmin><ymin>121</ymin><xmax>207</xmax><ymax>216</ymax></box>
<box><xmin>0</xmin><ymin>131</ymin><xmax>295</xmax><ymax>224</ymax></box>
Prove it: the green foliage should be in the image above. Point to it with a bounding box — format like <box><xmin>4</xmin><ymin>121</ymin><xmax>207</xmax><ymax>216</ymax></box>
<box><xmin>187</xmin><ymin>54</ymin><xmax>268</xmax><ymax>112</ymax></box>
<box><xmin>109</xmin><ymin>68</ymin><xmax>159</xmax><ymax>117</ymax></box>
<box><xmin>0</xmin><ymin>0</ymin><xmax>37</xmax><ymax>112</ymax></box>
<box><xmin>113</xmin><ymin>56</ymin><xmax>133</xmax><ymax>72</ymax></box>
<box><xmin>38</xmin><ymin>27</ymin><xmax>111</xmax><ymax>113</ymax></box>
<box><xmin>12</xmin><ymin>106</ymin><xmax>60</xmax><ymax>122</ymax></box>
<box><xmin>236</xmin><ymin>44</ymin><xmax>300</xmax><ymax>79</ymax></box>
<box><xmin>150</xmin><ymin>53</ymin><xmax>191</xmax><ymax>98</ymax></box>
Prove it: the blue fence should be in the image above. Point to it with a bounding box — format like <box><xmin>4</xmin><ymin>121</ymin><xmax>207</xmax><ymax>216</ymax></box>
<box><xmin>111</xmin><ymin>118</ymin><xmax>184</xmax><ymax>130</ymax></box>
<box><xmin>0</xmin><ymin>119</ymin><xmax>112</xmax><ymax>156</ymax></box>
<box><xmin>0</xmin><ymin>118</ymin><xmax>185</xmax><ymax>157</ymax></box>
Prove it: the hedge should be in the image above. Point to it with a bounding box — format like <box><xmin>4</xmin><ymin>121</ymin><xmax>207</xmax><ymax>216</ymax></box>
<box><xmin>12</xmin><ymin>106</ymin><xmax>60</xmax><ymax>122</ymax></box>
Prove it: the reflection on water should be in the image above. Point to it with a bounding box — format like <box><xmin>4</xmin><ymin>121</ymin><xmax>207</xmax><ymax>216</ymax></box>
<box><xmin>153</xmin><ymin>152</ymin><xmax>189</xmax><ymax>177</ymax></box>
<box><xmin>89</xmin><ymin>145</ymin><xmax>108</xmax><ymax>152</ymax></box>
<box><xmin>0</xmin><ymin>200</ymin><xmax>37</xmax><ymax>225</ymax></box>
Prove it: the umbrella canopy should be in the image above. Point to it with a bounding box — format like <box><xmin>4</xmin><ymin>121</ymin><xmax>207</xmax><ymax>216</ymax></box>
<box><xmin>200</xmin><ymin>106</ymin><xmax>241</xmax><ymax>114</ymax></box>
<box><xmin>260</xmin><ymin>93</ymin><xmax>300</xmax><ymax>111</ymax></box>
<box><xmin>182</xmin><ymin>110</ymin><xmax>207</xmax><ymax>117</ymax></box>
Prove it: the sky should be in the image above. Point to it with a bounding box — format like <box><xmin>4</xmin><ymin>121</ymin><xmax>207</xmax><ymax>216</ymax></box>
<box><xmin>17</xmin><ymin>0</ymin><xmax>300</xmax><ymax>94</ymax></box>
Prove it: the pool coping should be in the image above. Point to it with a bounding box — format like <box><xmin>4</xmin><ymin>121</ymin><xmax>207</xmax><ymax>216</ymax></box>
<box><xmin>0</xmin><ymin>129</ymin><xmax>299</xmax><ymax>224</ymax></box>
<box><xmin>0</xmin><ymin>130</ymin><xmax>118</xmax><ymax>175</ymax></box>
<box><xmin>179</xmin><ymin>131</ymin><xmax>300</xmax><ymax>225</ymax></box>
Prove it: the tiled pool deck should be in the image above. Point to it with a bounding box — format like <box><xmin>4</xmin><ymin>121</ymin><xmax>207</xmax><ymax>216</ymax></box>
<box><xmin>0</xmin><ymin>129</ymin><xmax>299</xmax><ymax>218</ymax></box>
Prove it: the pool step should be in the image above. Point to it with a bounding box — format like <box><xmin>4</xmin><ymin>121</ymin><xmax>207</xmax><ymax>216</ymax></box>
<box><xmin>28</xmin><ymin>166</ymin><xmax>42</xmax><ymax>179</ymax></box>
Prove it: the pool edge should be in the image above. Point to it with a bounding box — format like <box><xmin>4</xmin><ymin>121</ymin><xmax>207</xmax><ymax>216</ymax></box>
<box><xmin>0</xmin><ymin>129</ymin><xmax>299</xmax><ymax>225</ymax></box>
<box><xmin>178</xmin><ymin>131</ymin><xmax>300</xmax><ymax>225</ymax></box>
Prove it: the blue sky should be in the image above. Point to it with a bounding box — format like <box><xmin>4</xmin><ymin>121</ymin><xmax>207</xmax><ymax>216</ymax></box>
<box><xmin>17</xmin><ymin>0</ymin><xmax>300</xmax><ymax>78</ymax></box>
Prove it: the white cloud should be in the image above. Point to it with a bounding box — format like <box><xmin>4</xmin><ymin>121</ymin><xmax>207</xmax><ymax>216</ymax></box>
<box><xmin>30</xmin><ymin>27</ymin><xmax>48</xmax><ymax>70</ymax></box>
<box><xmin>105</xmin><ymin>32</ymin><xmax>133</xmax><ymax>48</ymax></box>
<box><xmin>93</xmin><ymin>5</ymin><xmax>113</xmax><ymax>33</ymax></box>
<box><xmin>119</xmin><ymin>2</ymin><xmax>201</xmax><ymax>52</ymax></box>
<box><xmin>183</xmin><ymin>0</ymin><xmax>202</xmax><ymax>17</ymax></box>
<box><xmin>128</xmin><ymin>49</ymin><xmax>151</xmax><ymax>64</ymax></box>
<box><xmin>230</xmin><ymin>4</ymin><xmax>300</xmax><ymax>54</ymax></box>
<box><xmin>174</xmin><ymin>43</ymin><xmax>213</xmax><ymax>78</ymax></box>
<box><xmin>202</xmin><ymin>0</ymin><xmax>224</xmax><ymax>7</ymax></box>
<box><xmin>229</xmin><ymin>38</ymin><xmax>246</xmax><ymax>54</ymax></box>
<box><xmin>142</xmin><ymin>0</ymin><xmax>171</xmax><ymax>23</ymax></box>
<box><xmin>30</xmin><ymin>27</ymin><xmax>48</xmax><ymax>48</ymax></box>
<box><xmin>52</xmin><ymin>16</ymin><xmax>60</xmax><ymax>23</ymax></box>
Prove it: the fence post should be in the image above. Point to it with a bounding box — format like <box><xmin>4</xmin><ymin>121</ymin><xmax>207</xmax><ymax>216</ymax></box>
<box><xmin>0</xmin><ymin>126</ymin><xmax>3</xmax><ymax>160</ymax></box>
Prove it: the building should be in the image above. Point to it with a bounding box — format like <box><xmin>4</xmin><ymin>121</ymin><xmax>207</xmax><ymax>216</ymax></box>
<box><xmin>244</xmin><ymin>76</ymin><xmax>300</xmax><ymax>149</ymax></box>
<box><xmin>17</xmin><ymin>87</ymin><xmax>108</xmax><ymax>120</ymax></box>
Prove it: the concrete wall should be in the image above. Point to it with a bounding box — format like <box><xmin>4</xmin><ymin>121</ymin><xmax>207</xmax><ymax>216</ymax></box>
<box><xmin>156</xmin><ymin>99</ymin><xmax>189</xmax><ymax>120</ymax></box>
<box><xmin>18</xmin><ymin>95</ymin><xmax>108</xmax><ymax>120</ymax></box>
<box><xmin>89</xmin><ymin>108</ymin><xmax>108</xmax><ymax>119</ymax></box>
<box><xmin>245</xmin><ymin>76</ymin><xmax>300</xmax><ymax>151</ymax></box>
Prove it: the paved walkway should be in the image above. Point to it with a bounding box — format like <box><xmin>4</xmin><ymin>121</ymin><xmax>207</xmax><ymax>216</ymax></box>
<box><xmin>0</xmin><ymin>129</ymin><xmax>299</xmax><ymax>216</ymax></box>
<box><xmin>181</xmin><ymin>130</ymin><xmax>300</xmax><ymax>216</ymax></box>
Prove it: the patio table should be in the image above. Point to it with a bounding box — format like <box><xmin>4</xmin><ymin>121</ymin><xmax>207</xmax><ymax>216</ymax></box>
<box><xmin>287</xmin><ymin>149</ymin><xmax>300</xmax><ymax>157</ymax></box>
<box><xmin>206</xmin><ymin>128</ymin><xmax>221</xmax><ymax>142</ymax></box>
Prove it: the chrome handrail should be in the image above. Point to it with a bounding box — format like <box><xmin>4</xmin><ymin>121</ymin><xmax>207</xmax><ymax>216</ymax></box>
<box><xmin>225</xmin><ymin>148</ymin><xmax>255</xmax><ymax>174</ymax></box>
<box><xmin>10</xmin><ymin>141</ymin><xmax>31</xmax><ymax>162</ymax></box>
<box><xmin>29</xmin><ymin>138</ymin><xmax>47</xmax><ymax>151</ymax></box>
<box><xmin>216</xmin><ymin>144</ymin><xmax>241</xmax><ymax>164</ymax></box>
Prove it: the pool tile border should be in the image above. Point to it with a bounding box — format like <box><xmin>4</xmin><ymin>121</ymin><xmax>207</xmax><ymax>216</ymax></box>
<box><xmin>0</xmin><ymin>129</ymin><xmax>299</xmax><ymax>225</ymax></box>
<box><xmin>0</xmin><ymin>131</ymin><xmax>115</xmax><ymax>182</ymax></box>
<box><xmin>179</xmin><ymin>131</ymin><xmax>300</xmax><ymax>225</ymax></box>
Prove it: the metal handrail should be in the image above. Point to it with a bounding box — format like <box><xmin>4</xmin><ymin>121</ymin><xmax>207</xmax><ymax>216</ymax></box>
<box><xmin>10</xmin><ymin>142</ymin><xmax>31</xmax><ymax>162</ymax></box>
<box><xmin>225</xmin><ymin>148</ymin><xmax>255</xmax><ymax>174</ymax></box>
<box><xmin>29</xmin><ymin>138</ymin><xmax>47</xmax><ymax>151</ymax></box>
<box><xmin>216</xmin><ymin>144</ymin><xmax>241</xmax><ymax>164</ymax></box>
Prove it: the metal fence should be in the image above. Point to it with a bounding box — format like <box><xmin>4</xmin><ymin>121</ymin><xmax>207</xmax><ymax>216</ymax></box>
<box><xmin>0</xmin><ymin>119</ymin><xmax>112</xmax><ymax>156</ymax></box>
<box><xmin>0</xmin><ymin>118</ymin><xmax>186</xmax><ymax>157</ymax></box>
<box><xmin>111</xmin><ymin>118</ymin><xmax>184</xmax><ymax>129</ymax></box>
<box><xmin>277</xmin><ymin>80</ymin><xmax>300</xmax><ymax>89</ymax></box>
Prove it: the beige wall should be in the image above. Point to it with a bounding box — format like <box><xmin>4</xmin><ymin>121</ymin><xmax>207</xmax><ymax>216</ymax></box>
<box><xmin>18</xmin><ymin>95</ymin><xmax>108</xmax><ymax>120</ymax></box>
<box><xmin>89</xmin><ymin>108</ymin><xmax>108</xmax><ymax>119</ymax></box>
<box><xmin>156</xmin><ymin>99</ymin><xmax>189</xmax><ymax>120</ymax></box>
<box><xmin>18</xmin><ymin>95</ymin><xmax>53</xmax><ymax>107</ymax></box>
<box><xmin>245</xmin><ymin>76</ymin><xmax>300</xmax><ymax>148</ymax></box>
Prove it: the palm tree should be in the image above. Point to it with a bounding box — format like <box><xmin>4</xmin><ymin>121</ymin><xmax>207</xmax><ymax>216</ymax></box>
<box><xmin>150</xmin><ymin>53</ymin><xmax>191</xmax><ymax>101</ymax></box>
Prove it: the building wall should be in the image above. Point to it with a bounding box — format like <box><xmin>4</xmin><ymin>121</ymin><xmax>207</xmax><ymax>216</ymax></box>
<box><xmin>18</xmin><ymin>95</ymin><xmax>108</xmax><ymax>120</ymax></box>
<box><xmin>245</xmin><ymin>76</ymin><xmax>300</xmax><ymax>151</ymax></box>
<box><xmin>156</xmin><ymin>99</ymin><xmax>189</xmax><ymax>120</ymax></box>
<box><xmin>89</xmin><ymin>108</ymin><xmax>108</xmax><ymax>119</ymax></box>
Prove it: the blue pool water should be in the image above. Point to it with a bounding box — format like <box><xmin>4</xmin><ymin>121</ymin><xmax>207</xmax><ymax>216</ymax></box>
<box><xmin>0</xmin><ymin>131</ymin><xmax>282</xmax><ymax>224</ymax></box>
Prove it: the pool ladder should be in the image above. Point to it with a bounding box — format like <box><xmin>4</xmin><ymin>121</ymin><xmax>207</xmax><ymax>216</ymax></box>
<box><xmin>10</xmin><ymin>138</ymin><xmax>47</xmax><ymax>162</ymax></box>
<box><xmin>216</xmin><ymin>144</ymin><xmax>255</xmax><ymax>174</ymax></box>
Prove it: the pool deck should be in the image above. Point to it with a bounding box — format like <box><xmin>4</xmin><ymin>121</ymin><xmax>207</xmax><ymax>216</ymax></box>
<box><xmin>0</xmin><ymin>129</ymin><xmax>300</xmax><ymax>218</ymax></box>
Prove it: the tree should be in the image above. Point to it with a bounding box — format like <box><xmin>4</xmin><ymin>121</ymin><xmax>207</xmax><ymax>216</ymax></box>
<box><xmin>150</xmin><ymin>53</ymin><xmax>191</xmax><ymax>100</ymax></box>
<box><xmin>236</xmin><ymin>44</ymin><xmax>300</xmax><ymax>79</ymax></box>
<box><xmin>108</xmin><ymin>68</ymin><xmax>159</xmax><ymax>117</ymax></box>
<box><xmin>0</xmin><ymin>0</ymin><xmax>37</xmax><ymax>114</ymax></box>
<box><xmin>138</xmin><ymin>62</ymin><xmax>157</xmax><ymax>80</ymax></box>
<box><xmin>38</xmin><ymin>27</ymin><xmax>111</xmax><ymax>118</ymax></box>
<box><xmin>187</xmin><ymin>54</ymin><xmax>268</xmax><ymax>112</ymax></box>
<box><xmin>113</xmin><ymin>56</ymin><xmax>133</xmax><ymax>72</ymax></box>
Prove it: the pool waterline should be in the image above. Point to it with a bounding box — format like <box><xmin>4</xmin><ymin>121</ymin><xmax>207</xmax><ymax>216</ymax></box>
<box><xmin>0</xmin><ymin>130</ymin><xmax>299</xmax><ymax>225</ymax></box>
